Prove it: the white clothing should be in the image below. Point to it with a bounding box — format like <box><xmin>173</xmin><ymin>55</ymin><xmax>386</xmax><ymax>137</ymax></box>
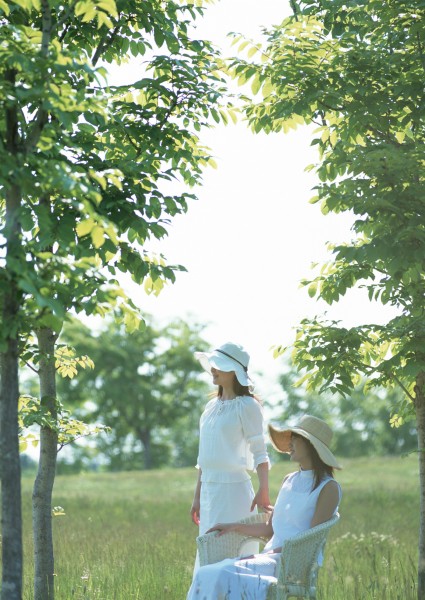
<box><xmin>187</xmin><ymin>470</ymin><xmax>341</xmax><ymax>600</ymax></box>
<box><xmin>193</xmin><ymin>396</ymin><xmax>270</xmax><ymax>575</ymax></box>
<box><xmin>199</xmin><ymin>480</ymin><xmax>256</xmax><ymax>537</ymax></box>
<box><xmin>197</xmin><ymin>396</ymin><xmax>270</xmax><ymax>483</ymax></box>
<box><xmin>193</xmin><ymin>479</ymin><xmax>259</xmax><ymax>575</ymax></box>
<box><xmin>189</xmin><ymin>554</ymin><xmax>280</xmax><ymax>600</ymax></box>
<box><xmin>263</xmin><ymin>470</ymin><xmax>339</xmax><ymax>559</ymax></box>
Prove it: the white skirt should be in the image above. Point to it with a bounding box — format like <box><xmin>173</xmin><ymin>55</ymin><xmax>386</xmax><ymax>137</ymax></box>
<box><xmin>193</xmin><ymin>479</ymin><xmax>259</xmax><ymax>575</ymax></box>
<box><xmin>188</xmin><ymin>553</ymin><xmax>280</xmax><ymax>600</ymax></box>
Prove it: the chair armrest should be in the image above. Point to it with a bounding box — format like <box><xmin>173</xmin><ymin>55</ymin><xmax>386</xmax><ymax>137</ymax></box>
<box><xmin>197</xmin><ymin>512</ymin><xmax>270</xmax><ymax>566</ymax></box>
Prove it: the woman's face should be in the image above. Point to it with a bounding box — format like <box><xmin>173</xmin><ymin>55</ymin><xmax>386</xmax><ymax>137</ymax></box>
<box><xmin>289</xmin><ymin>433</ymin><xmax>311</xmax><ymax>465</ymax></box>
<box><xmin>211</xmin><ymin>367</ymin><xmax>236</xmax><ymax>388</ymax></box>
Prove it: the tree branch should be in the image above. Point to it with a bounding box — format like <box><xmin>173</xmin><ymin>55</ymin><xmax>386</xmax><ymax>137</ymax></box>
<box><xmin>22</xmin><ymin>360</ymin><xmax>39</xmax><ymax>375</ymax></box>
<box><xmin>40</xmin><ymin>0</ymin><xmax>52</xmax><ymax>59</ymax></box>
<box><xmin>92</xmin><ymin>20</ymin><xmax>122</xmax><ymax>67</ymax></box>
<box><xmin>24</xmin><ymin>0</ymin><xmax>52</xmax><ymax>152</ymax></box>
<box><xmin>5</xmin><ymin>69</ymin><xmax>21</xmax><ymax>152</ymax></box>
<box><xmin>391</xmin><ymin>372</ymin><xmax>416</xmax><ymax>403</ymax></box>
<box><xmin>417</xmin><ymin>31</ymin><xmax>425</xmax><ymax>74</ymax></box>
<box><xmin>289</xmin><ymin>0</ymin><xmax>300</xmax><ymax>21</ymax></box>
<box><xmin>57</xmin><ymin>431</ymin><xmax>102</xmax><ymax>452</ymax></box>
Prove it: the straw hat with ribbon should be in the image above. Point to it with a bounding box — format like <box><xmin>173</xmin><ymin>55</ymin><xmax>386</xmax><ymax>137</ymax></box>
<box><xmin>268</xmin><ymin>415</ymin><xmax>341</xmax><ymax>469</ymax></box>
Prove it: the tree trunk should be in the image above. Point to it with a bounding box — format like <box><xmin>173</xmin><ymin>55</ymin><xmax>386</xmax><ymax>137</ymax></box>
<box><xmin>415</xmin><ymin>371</ymin><xmax>425</xmax><ymax>600</ymax></box>
<box><xmin>1</xmin><ymin>65</ymin><xmax>24</xmax><ymax>600</ymax></box>
<box><xmin>139</xmin><ymin>429</ymin><xmax>152</xmax><ymax>470</ymax></box>
<box><xmin>33</xmin><ymin>327</ymin><xmax>59</xmax><ymax>600</ymax></box>
<box><xmin>0</xmin><ymin>338</ymin><xmax>22</xmax><ymax>600</ymax></box>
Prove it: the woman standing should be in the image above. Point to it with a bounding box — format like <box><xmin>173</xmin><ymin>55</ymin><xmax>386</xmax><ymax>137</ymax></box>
<box><xmin>187</xmin><ymin>414</ymin><xmax>342</xmax><ymax>600</ymax></box>
<box><xmin>190</xmin><ymin>342</ymin><xmax>271</xmax><ymax>572</ymax></box>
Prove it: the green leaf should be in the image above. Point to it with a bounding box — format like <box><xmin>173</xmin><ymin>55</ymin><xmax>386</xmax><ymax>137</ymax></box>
<box><xmin>251</xmin><ymin>73</ymin><xmax>262</xmax><ymax>95</ymax></box>
<box><xmin>76</xmin><ymin>219</ymin><xmax>95</xmax><ymax>238</ymax></box>
<box><xmin>91</xmin><ymin>226</ymin><xmax>105</xmax><ymax>249</ymax></box>
<box><xmin>308</xmin><ymin>282</ymin><xmax>318</xmax><ymax>298</ymax></box>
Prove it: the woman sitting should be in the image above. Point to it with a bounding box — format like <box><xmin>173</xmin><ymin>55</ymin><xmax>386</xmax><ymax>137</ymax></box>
<box><xmin>187</xmin><ymin>414</ymin><xmax>342</xmax><ymax>600</ymax></box>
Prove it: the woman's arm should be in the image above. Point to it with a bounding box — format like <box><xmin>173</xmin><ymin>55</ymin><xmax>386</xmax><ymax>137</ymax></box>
<box><xmin>190</xmin><ymin>469</ymin><xmax>202</xmax><ymax>526</ymax></box>
<box><xmin>310</xmin><ymin>480</ymin><xmax>340</xmax><ymax>528</ymax></box>
<box><xmin>206</xmin><ymin>518</ymin><xmax>273</xmax><ymax>540</ymax></box>
<box><xmin>251</xmin><ymin>461</ymin><xmax>272</xmax><ymax>511</ymax></box>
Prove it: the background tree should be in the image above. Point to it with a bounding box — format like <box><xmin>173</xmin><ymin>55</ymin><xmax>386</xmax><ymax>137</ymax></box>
<box><xmin>271</xmin><ymin>362</ymin><xmax>416</xmax><ymax>461</ymax></box>
<box><xmin>228</xmin><ymin>0</ymin><xmax>424</xmax><ymax>595</ymax></box>
<box><xmin>57</xmin><ymin>316</ymin><xmax>210</xmax><ymax>470</ymax></box>
<box><xmin>0</xmin><ymin>0</ymin><xmax>231</xmax><ymax>596</ymax></box>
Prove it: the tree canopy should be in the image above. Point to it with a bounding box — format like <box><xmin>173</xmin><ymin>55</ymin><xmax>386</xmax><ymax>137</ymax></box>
<box><xmin>1</xmin><ymin>0</ymin><xmax>232</xmax><ymax>336</ymax></box>
<box><xmin>56</xmin><ymin>316</ymin><xmax>210</xmax><ymax>470</ymax></box>
<box><xmin>0</xmin><ymin>0</ymin><xmax>232</xmax><ymax>596</ymax></box>
<box><xmin>229</xmin><ymin>0</ymin><xmax>424</xmax><ymax>595</ymax></box>
<box><xmin>272</xmin><ymin>363</ymin><xmax>417</xmax><ymax>461</ymax></box>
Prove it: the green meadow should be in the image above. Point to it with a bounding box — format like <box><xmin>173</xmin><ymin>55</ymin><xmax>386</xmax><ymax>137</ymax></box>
<box><xmin>20</xmin><ymin>455</ymin><xmax>418</xmax><ymax>599</ymax></box>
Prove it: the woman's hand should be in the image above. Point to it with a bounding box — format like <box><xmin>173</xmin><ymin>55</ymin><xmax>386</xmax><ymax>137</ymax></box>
<box><xmin>190</xmin><ymin>498</ymin><xmax>200</xmax><ymax>526</ymax></box>
<box><xmin>206</xmin><ymin>522</ymin><xmax>237</xmax><ymax>536</ymax></box>
<box><xmin>250</xmin><ymin>487</ymin><xmax>272</xmax><ymax>513</ymax></box>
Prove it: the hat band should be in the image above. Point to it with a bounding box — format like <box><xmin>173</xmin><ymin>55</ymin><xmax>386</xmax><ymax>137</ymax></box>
<box><xmin>215</xmin><ymin>349</ymin><xmax>248</xmax><ymax>372</ymax></box>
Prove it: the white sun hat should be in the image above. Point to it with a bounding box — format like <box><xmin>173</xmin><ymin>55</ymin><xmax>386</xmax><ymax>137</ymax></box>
<box><xmin>194</xmin><ymin>342</ymin><xmax>253</xmax><ymax>387</ymax></box>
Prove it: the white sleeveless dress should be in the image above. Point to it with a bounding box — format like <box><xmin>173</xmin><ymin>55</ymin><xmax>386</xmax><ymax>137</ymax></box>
<box><xmin>187</xmin><ymin>469</ymin><xmax>341</xmax><ymax>600</ymax></box>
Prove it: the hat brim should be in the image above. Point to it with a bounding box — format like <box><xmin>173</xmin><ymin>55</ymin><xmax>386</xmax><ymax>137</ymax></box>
<box><xmin>194</xmin><ymin>351</ymin><xmax>252</xmax><ymax>387</ymax></box>
<box><xmin>268</xmin><ymin>424</ymin><xmax>342</xmax><ymax>470</ymax></box>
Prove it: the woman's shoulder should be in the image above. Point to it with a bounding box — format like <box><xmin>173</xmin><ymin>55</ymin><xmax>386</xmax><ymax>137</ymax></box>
<box><xmin>320</xmin><ymin>478</ymin><xmax>342</xmax><ymax>496</ymax></box>
<box><xmin>237</xmin><ymin>395</ymin><xmax>262</xmax><ymax>409</ymax></box>
<box><xmin>202</xmin><ymin>397</ymin><xmax>218</xmax><ymax>412</ymax></box>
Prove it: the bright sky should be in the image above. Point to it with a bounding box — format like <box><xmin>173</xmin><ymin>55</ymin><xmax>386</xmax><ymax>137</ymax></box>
<box><xmin>110</xmin><ymin>0</ymin><xmax>396</xmax><ymax>403</ymax></box>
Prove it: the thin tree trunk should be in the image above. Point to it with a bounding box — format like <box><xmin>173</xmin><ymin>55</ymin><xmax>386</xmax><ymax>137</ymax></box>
<box><xmin>0</xmin><ymin>337</ymin><xmax>22</xmax><ymax>600</ymax></box>
<box><xmin>1</xmin><ymin>112</ymin><xmax>23</xmax><ymax>599</ymax></box>
<box><xmin>139</xmin><ymin>429</ymin><xmax>152</xmax><ymax>469</ymax></box>
<box><xmin>415</xmin><ymin>371</ymin><xmax>425</xmax><ymax>600</ymax></box>
<box><xmin>33</xmin><ymin>327</ymin><xmax>58</xmax><ymax>600</ymax></box>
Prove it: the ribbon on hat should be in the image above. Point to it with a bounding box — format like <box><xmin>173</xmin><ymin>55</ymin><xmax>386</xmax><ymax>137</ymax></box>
<box><xmin>215</xmin><ymin>349</ymin><xmax>248</xmax><ymax>372</ymax></box>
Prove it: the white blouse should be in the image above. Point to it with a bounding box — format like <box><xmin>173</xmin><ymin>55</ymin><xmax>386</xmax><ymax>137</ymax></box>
<box><xmin>197</xmin><ymin>395</ymin><xmax>270</xmax><ymax>483</ymax></box>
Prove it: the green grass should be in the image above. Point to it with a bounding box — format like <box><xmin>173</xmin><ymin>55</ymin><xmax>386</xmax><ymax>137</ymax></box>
<box><xmin>19</xmin><ymin>454</ymin><xmax>418</xmax><ymax>599</ymax></box>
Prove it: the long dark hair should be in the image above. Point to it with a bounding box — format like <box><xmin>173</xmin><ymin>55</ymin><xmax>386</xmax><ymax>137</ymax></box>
<box><xmin>216</xmin><ymin>373</ymin><xmax>262</xmax><ymax>405</ymax></box>
<box><xmin>294</xmin><ymin>433</ymin><xmax>334</xmax><ymax>490</ymax></box>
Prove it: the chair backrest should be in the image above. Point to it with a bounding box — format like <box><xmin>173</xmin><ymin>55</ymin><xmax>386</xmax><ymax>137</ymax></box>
<box><xmin>276</xmin><ymin>512</ymin><xmax>340</xmax><ymax>591</ymax></box>
<box><xmin>196</xmin><ymin>512</ymin><xmax>269</xmax><ymax>566</ymax></box>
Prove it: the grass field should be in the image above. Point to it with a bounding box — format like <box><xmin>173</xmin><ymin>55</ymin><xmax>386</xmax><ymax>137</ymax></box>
<box><xmin>20</xmin><ymin>454</ymin><xmax>419</xmax><ymax>599</ymax></box>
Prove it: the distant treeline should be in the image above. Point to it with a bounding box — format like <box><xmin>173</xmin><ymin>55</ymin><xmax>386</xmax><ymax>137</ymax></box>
<box><xmin>21</xmin><ymin>317</ymin><xmax>417</xmax><ymax>475</ymax></box>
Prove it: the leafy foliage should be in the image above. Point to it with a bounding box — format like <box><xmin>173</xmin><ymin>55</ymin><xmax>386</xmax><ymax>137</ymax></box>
<box><xmin>271</xmin><ymin>362</ymin><xmax>416</xmax><ymax>460</ymax></box>
<box><xmin>0</xmin><ymin>4</ymin><xmax>230</xmax><ymax>593</ymax></box>
<box><xmin>18</xmin><ymin>343</ymin><xmax>109</xmax><ymax>454</ymax></box>
<box><xmin>0</xmin><ymin>0</ymin><xmax>233</xmax><ymax>339</ymax></box>
<box><xmin>55</xmin><ymin>316</ymin><xmax>210</xmax><ymax>470</ymax></box>
<box><xmin>229</xmin><ymin>0</ymin><xmax>425</xmax><ymax>413</ymax></box>
<box><xmin>230</xmin><ymin>2</ymin><xmax>424</xmax><ymax>592</ymax></box>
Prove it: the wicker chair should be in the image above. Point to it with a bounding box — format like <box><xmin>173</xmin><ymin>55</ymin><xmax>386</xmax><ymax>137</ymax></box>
<box><xmin>197</xmin><ymin>512</ymin><xmax>270</xmax><ymax>566</ymax></box>
<box><xmin>196</xmin><ymin>512</ymin><xmax>340</xmax><ymax>600</ymax></box>
<box><xmin>267</xmin><ymin>513</ymin><xmax>340</xmax><ymax>599</ymax></box>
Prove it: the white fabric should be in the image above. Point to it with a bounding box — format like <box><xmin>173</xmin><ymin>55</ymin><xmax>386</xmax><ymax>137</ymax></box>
<box><xmin>197</xmin><ymin>395</ymin><xmax>270</xmax><ymax>482</ymax></box>
<box><xmin>199</xmin><ymin>480</ymin><xmax>257</xmax><ymax>537</ymax></box>
<box><xmin>193</xmin><ymin>479</ymin><xmax>260</xmax><ymax>577</ymax></box>
<box><xmin>187</xmin><ymin>470</ymin><xmax>341</xmax><ymax>600</ymax></box>
<box><xmin>198</xmin><ymin>480</ymin><xmax>260</xmax><ymax>565</ymax></box>
<box><xmin>193</xmin><ymin>395</ymin><xmax>270</xmax><ymax>575</ymax></box>
<box><xmin>263</xmin><ymin>470</ymin><xmax>340</xmax><ymax>557</ymax></box>
<box><xmin>189</xmin><ymin>554</ymin><xmax>280</xmax><ymax>600</ymax></box>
